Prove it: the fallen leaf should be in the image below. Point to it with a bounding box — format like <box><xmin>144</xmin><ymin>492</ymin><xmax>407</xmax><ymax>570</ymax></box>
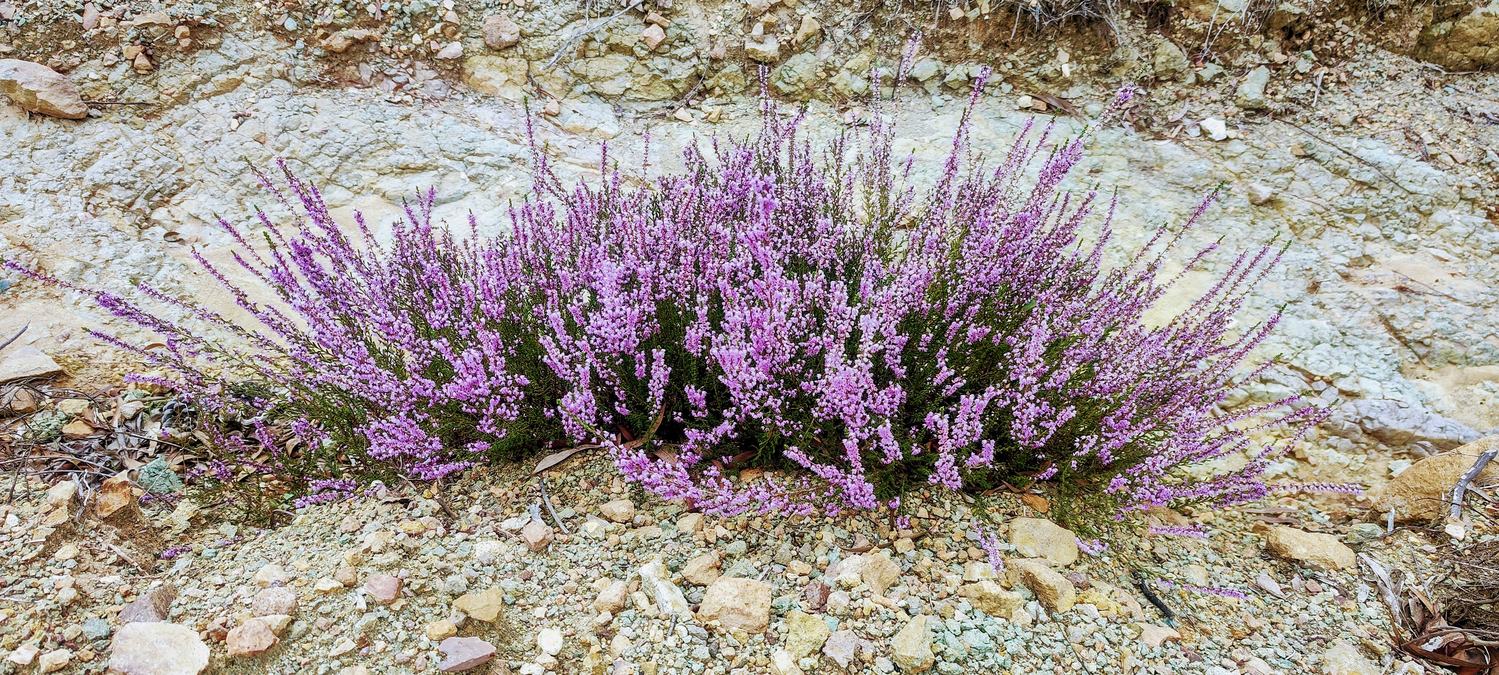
<box><xmin>1020</xmin><ymin>493</ymin><xmax>1051</xmax><ymax>514</ymax></box>
<box><xmin>532</xmin><ymin>444</ymin><xmax>600</xmax><ymax>474</ymax></box>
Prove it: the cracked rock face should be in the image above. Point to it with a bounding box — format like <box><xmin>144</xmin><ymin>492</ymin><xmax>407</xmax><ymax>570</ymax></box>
<box><xmin>1420</xmin><ymin>1</ymin><xmax>1499</xmax><ymax>70</ymax></box>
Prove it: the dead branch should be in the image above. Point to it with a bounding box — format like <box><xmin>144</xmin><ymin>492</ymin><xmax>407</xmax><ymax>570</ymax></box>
<box><xmin>1449</xmin><ymin>449</ymin><xmax>1497</xmax><ymax>521</ymax></box>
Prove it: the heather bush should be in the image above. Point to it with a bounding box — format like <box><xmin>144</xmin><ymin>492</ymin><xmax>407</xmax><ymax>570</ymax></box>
<box><xmin>512</xmin><ymin>86</ymin><xmax>1321</xmax><ymax>520</ymax></box>
<box><xmin>11</xmin><ymin>79</ymin><xmax>1320</xmax><ymax>522</ymax></box>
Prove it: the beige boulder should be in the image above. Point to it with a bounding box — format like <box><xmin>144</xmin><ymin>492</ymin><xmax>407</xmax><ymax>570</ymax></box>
<box><xmin>890</xmin><ymin>614</ymin><xmax>935</xmax><ymax>672</ymax></box>
<box><xmin>453</xmin><ymin>587</ymin><xmax>505</xmax><ymax>623</ymax></box>
<box><xmin>0</xmin><ymin>59</ymin><xmax>87</xmax><ymax>119</ymax></box>
<box><xmin>1370</xmin><ymin>437</ymin><xmax>1499</xmax><ymax>522</ymax></box>
<box><xmin>958</xmin><ymin>580</ymin><xmax>1025</xmax><ymax>617</ymax></box>
<box><xmin>599</xmin><ymin>498</ymin><xmax>635</xmax><ymax>523</ymax></box>
<box><xmin>681</xmin><ymin>551</ymin><xmax>722</xmax><ymax>586</ymax></box>
<box><xmin>1322</xmin><ymin>640</ymin><xmax>1380</xmax><ymax>675</ymax></box>
<box><xmin>1009</xmin><ymin>517</ymin><xmax>1079</xmax><ymax>565</ymax></box>
<box><xmin>782</xmin><ymin>610</ymin><xmax>830</xmax><ymax>659</ymax></box>
<box><xmin>225</xmin><ymin>618</ymin><xmax>278</xmax><ymax>657</ymax></box>
<box><xmin>481</xmin><ymin>14</ymin><xmax>521</xmax><ymax>50</ymax></box>
<box><xmin>1007</xmin><ymin>559</ymin><xmax>1076</xmax><ymax>612</ymax></box>
<box><xmin>697</xmin><ymin>576</ymin><xmax>771</xmax><ymax>633</ymax></box>
<box><xmin>861</xmin><ymin>551</ymin><xmax>901</xmax><ymax>596</ymax></box>
<box><xmin>1264</xmin><ymin>526</ymin><xmax>1356</xmax><ymax>570</ymax></box>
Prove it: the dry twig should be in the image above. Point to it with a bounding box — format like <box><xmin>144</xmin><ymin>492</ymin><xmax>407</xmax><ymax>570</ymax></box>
<box><xmin>541</xmin><ymin>0</ymin><xmax>645</xmax><ymax>71</ymax></box>
<box><xmin>1449</xmin><ymin>449</ymin><xmax>1496</xmax><ymax>522</ymax></box>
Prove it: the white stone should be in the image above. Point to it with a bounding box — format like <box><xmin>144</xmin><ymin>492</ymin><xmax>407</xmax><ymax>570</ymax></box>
<box><xmin>638</xmin><ymin>559</ymin><xmax>690</xmax><ymax>618</ymax></box>
<box><xmin>537</xmin><ymin>627</ymin><xmax>562</xmax><ymax>656</ymax></box>
<box><xmin>108</xmin><ymin>623</ymin><xmax>210</xmax><ymax>675</ymax></box>
<box><xmin>1201</xmin><ymin>117</ymin><xmax>1229</xmax><ymax>141</ymax></box>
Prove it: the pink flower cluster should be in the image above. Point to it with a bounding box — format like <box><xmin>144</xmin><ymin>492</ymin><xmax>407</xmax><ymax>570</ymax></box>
<box><xmin>12</xmin><ymin>82</ymin><xmax>1321</xmax><ymax>519</ymax></box>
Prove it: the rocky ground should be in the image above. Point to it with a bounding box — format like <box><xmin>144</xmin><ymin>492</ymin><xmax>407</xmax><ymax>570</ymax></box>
<box><xmin>2</xmin><ymin>0</ymin><xmax>1499</xmax><ymax>672</ymax></box>
<box><xmin>2</xmin><ymin>443</ymin><xmax>1490</xmax><ymax>675</ymax></box>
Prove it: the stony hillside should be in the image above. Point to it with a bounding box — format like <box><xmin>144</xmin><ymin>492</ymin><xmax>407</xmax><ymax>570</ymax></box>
<box><xmin>2</xmin><ymin>0</ymin><xmax>1498</xmax><ymax>672</ymax></box>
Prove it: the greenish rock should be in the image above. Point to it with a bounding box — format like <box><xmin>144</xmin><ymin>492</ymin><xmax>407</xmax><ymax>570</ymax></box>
<box><xmin>1197</xmin><ymin>62</ymin><xmax>1225</xmax><ymax>83</ymax></box>
<box><xmin>1152</xmin><ymin>38</ymin><xmax>1190</xmax><ymax>80</ymax></box>
<box><xmin>706</xmin><ymin>63</ymin><xmax>749</xmax><ymax>94</ymax></box>
<box><xmin>772</xmin><ymin>53</ymin><xmax>822</xmax><ymax>98</ymax></box>
<box><xmin>725</xmin><ymin>559</ymin><xmax>757</xmax><ymax>578</ymax></box>
<box><xmin>908</xmin><ymin>58</ymin><xmax>942</xmax><ymax>82</ymax></box>
<box><xmin>82</xmin><ymin>617</ymin><xmax>112</xmax><ymax>640</ymax></box>
<box><xmin>892</xmin><ymin>614</ymin><xmax>935</xmax><ymax>672</ymax></box>
<box><xmin>138</xmin><ymin>457</ymin><xmax>184</xmax><ymax>495</ymax></box>
<box><xmin>784</xmin><ymin>610</ymin><xmax>830</xmax><ymax>659</ymax></box>
<box><xmin>25</xmin><ymin>410</ymin><xmax>68</xmax><ymax>442</ymax></box>
<box><xmin>830</xmin><ymin>71</ymin><xmax>869</xmax><ymax>98</ymax></box>
<box><xmin>1235</xmin><ymin>65</ymin><xmax>1271</xmax><ymax>110</ymax></box>
<box><xmin>961</xmin><ymin>629</ymin><xmax>994</xmax><ymax>654</ymax></box>
<box><xmin>1344</xmin><ymin>522</ymin><xmax>1384</xmax><ymax>544</ymax></box>
<box><xmin>942</xmin><ymin>64</ymin><xmax>979</xmax><ymax>90</ymax></box>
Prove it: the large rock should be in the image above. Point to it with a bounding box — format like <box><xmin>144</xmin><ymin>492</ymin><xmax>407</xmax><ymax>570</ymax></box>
<box><xmin>1264</xmin><ymin>526</ymin><xmax>1356</xmax><ymax>570</ymax></box>
<box><xmin>890</xmin><ymin>614</ymin><xmax>935</xmax><ymax>672</ymax></box>
<box><xmin>520</xmin><ymin>518</ymin><xmax>554</xmax><ymax>551</ymax></box>
<box><xmin>225</xmin><ymin>618</ymin><xmax>278</xmax><ymax>657</ymax></box>
<box><xmin>364</xmin><ymin>574</ymin><xmax>401</xmax><ymax>604</ymax></box>
<box><xmin>831</xmin><ymin>551</ymin><xmax>902</xmax><ymax>595</ymax></box>
<box><xmin>1370</xmin><ymin>437</ymin><xmax>1499</xmax><ymax>522</ymax></box>
<box><xmin>1322</xmin><ymin>640</ymin><xmax>1380</xmax><ymax>675</ymax></box>
<box><xmin>320</xmin><ymin>28</ymin><xmax>377</xmax><ymax>53</ymax></box>
<box><xmin>823</xmin><ymin>630</ymin><xmax>862</xmax><ymax>667</ymax></box>
<box><xmin>770</xmin><ymin>648</ymin><xmax>804</xmax><ymax>675</ymax></box>
<box><xmin>0</xmin><ymin>60</ymin><xmax>87</xmax><ymax>119</ymax></box>
<box><xmin>108</xmin><ymin>622</ymin><xmax>209</xmax><ymax>674</ymax></box>
<box><xmin>860</xmin><ymin>551</ymin><xmax>901</xmax><ymax>596</ymax></box>
<box><xmin>462</xmin><ymin>55</ymin><xmax>528</xmax><ymax>99</ymax></box>
<box><xmin>253</xmin><ymin>563</ymin><xmax>290</xmax><ymax>587</ymax></box>
<box><xmin>37</xmin><ymin>650</ymin><xmax>70</xmax><ymax>672</ymax></box>
<box><xmin>958</xmin><ymin>580</ymin><xmax>1024</xmax><ymax>617</ymax></box>
<box><xmin>93</xmin><ymin>474</ymin><xmax>135</xmax><ymax>519</ymax></box>
<box><xmin>1136</xmin><ymin>623</ymin><xmax>1181</xmax><ymax>649</ymax></box>
<box><xmin>771</xmin><ymin>53</ymin><xmax>822</xmax><ymax>98</ymax></box>
<box><xmin>0</xmin><ymin>345</ymin><xmax>65</xmax><ymax>383</ymax></box>
<box><xmin>638</xmin><ymin>559</ymin><xmax>691</xmax><ymax>618</ymax></box>
<box><xmin>593</xmin><ymin>579</ymin><xmax>628</xmax><ymax>613</ymax></box>
<box><xmin>453</xmin><ymin>587</ymin><xmax>504</xmax><ymax>622</ymax></box>
<box><xmin>481</xmin><ymin>14</ymin><xmax>520</xmax><ymax>50</ymax></box>
<box><xmin>137</xmin><ymin>457</ymin><xmax>183</xmax><ymax>494</ymax></box>
<box><xmin>1419</xmin><ymin>1</ymin><xmax>1499</xmax><ymax>70</ymax></box>
<box><xmin>1235</xmin><ymin>65</ymin><xmax>1271</xmax><ymax>110</ymax></box>
<box><xmin>1336</xmin><ymin>399</ymin><xmax>1479</xmax><ymax>450</ymax></box>
<box><xmin>745</xmin><ymin>36</ymin><xmax>780</xmax><ymax>62</ymax></box>
<box><xmin>437</xmin><ymin>636</ymin><xmax>495</xmax><ymax>672</ymax></box>
<box><xmin>698</xmin><ymin>576</ymin><xmax>772</xmax><ymax>633</ymax></box>
<box><xmin>119</xmin><ymin>585</ymin><xmax>177</xmax><ymax>623</ymax></box>
<box><xmin>599</xmin><ymin>498</ymin><xmax>635</xmax><ymax>523</ymax></box>
<box><xmin>681</xmin><ymin>551</ymin><xmax>722</xmax><ymax>585</ymax></box>
<box><xmin>1007</xmin><ymin>559</ymin><xmax>1076</xmax><ymax>613</ymax></box>
<box><xmin>250</xmin><ymin>586</ymin><xmax>298</xmax><ymax>616</ymax></box>
<box><xmin>1009</xmin><ymin>518</ymin><xmax>1079</xmax><ymax>565</ymax></box>
<box><xmin>1152</xmin><ymin>39</ymin><xmax>1190</xmax><ymax>80</ymax></box>
<box><xmin>783</xmin><ymin>610</ymin><xmax>830</xmax><ymax>658</ymax></box>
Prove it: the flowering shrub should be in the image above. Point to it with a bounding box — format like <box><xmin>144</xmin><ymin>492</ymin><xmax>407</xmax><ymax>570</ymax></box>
<box><xmin>8</xmin><ymin>172</ymin><xmax>563</xmax><ymax>506</ymax></box>
<box><xmin>10</xmin><ymin>80</ymin><xmax>1320</xmax><ymax>522</ymax></box>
